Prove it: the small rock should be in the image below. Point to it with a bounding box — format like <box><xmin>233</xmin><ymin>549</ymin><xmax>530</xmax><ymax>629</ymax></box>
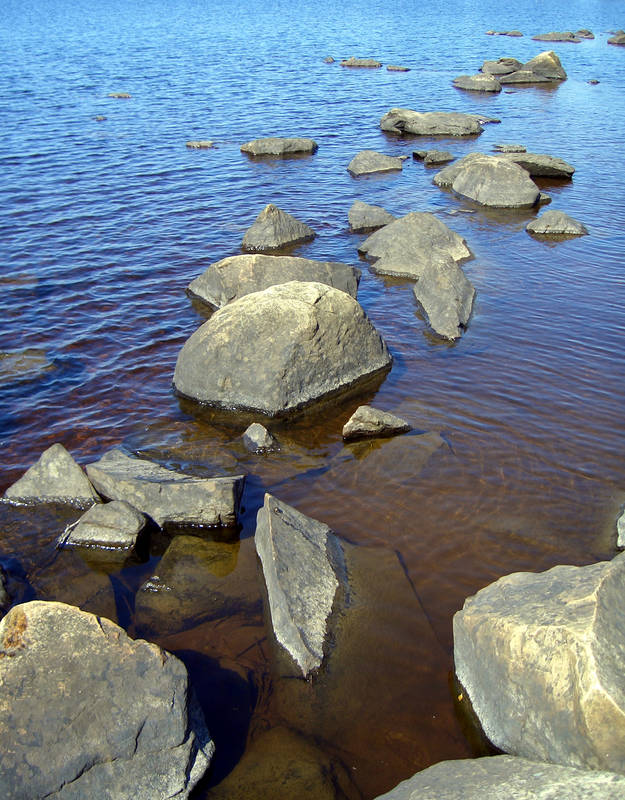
<box><xmin>538</xmin><ymin>192</ymin><xmax>552</xmax><ymax>206</ymax></box>
<box><xmin>343</xmin><ymin>406</ymin><xmax>411</xmax><ymax>441</ymax></box>
<box><xmin>347</xmin><ymin>150</ymin><xmax>404</xmax><ymax>177</ymax></box>
<box><xmin>486</xmin><ymin>30</ymin><xmax>523</xmax><ymax>37</ymax></box>
<box><xmin>493</xmin><ymin>143</ymin><xmax>526</xmax><ymax>153</ymax></box>
<box><xmin>412</xmin><ymin>150</ymin><xmax>428</xmax><ymax>160</ymax></box>
<box><xmin>348</xmin><ymin>200</ymin><xmax>396</xmax><ymax>233</ymax></box>
<box><xmin>387</xmin><ymin>64</ymin><xmax>410</xmax><ymax>72</ymax></box>
<box><xmin>107</xmin><ymin>92</ymin><xmax>131</xmax><ymax>98</ymax></box>
<box><xmin>340</xmin><ymin>56</ymin><xmax>382</xmax><ymax>68</ymax></box>
<box><xmin>526</xmin><ymin>209</ymin><xmax>588</xmax><ymax>236</ymax></box>
<box><xmin>588</xmin><ymin>78</ymin><xmax>600</xmax><ymax>84</ymax></box>
<box><xmin>242</xmin><ymin>422</ymin><xmax>279</xmax><ymax>452</ymax></box>
<box><xmin>323</xmin><ymin>56</ymin><xmax>335</xmax><ymax>63</ymax></box>
<box><xmin>423</xmin><ymin>150</ymin><xmax>454</xmax><ymax>165</ymax></box>
<box><xmin>242</xmin><ymin>204</ymin><xmax>315</xmax><ymax>252</ymax></box>
<box><xmin>453</xmin><ymin>73</ymin><xmax>502</xmax><ymax>92</ymax></box>
<box><xmin>240</xmin><ymin>137</ymin><xmax>318</xmax><ymax>157</ymax></box>
<box><xmin>186</xmin><ymin>140</ymin><xmax>214</xmax><ymax>149</ymax></box>
<box><xmin>94</xmin><ymin>115</ymin><xmax>107</xmax><ymax>121</ymax></box>
<box><xmin>532</xmin><ymin>31</ymin><xmax>581</xmax><ymax>43</ymax></box>
<box><xmin>61</xmin><ymin>500</ymin><xmax>146</xmax><ymax>552</ymax></box>
<box><xmin>608</xmin><ymin>30</ymin><xmax>625</xmax><ymax>45</ymax></box>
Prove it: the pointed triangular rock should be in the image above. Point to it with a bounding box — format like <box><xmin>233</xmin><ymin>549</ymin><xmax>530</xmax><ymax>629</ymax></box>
<box><xmin>242</xmin><ymin>204</ymin><xmax>315</xmax><ymax>252</ymax></box>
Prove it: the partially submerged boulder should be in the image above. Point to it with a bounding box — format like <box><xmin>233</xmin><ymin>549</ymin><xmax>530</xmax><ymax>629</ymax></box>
<box><xmin>242</xmin><ymin>204</ymin><xmax>315</xmax><ymax>252</ymax></box>
<box><xmin>413</xmin><ymin>259</ymin><xmax>475</xmax><ymax>340</ymax></box>
<box><xmin>242</xmin><ymin>422</ymin><xmax>279</xmax><ymax>452</ymax></box>
<box><xmin>532</xmin><ymin>31</ymin><xmax>581</xmax><ymax>42</ymax></box>
<box><xmin>493</xmin><ymin>143</ymin><xmax>526</xmax><ymax>153</ymax></box>
<box><xmin>4</xmin><ymin>443</ymin><xmax>100</xmax><ymax>507</ymax></box>
<box><xmin>481</xmin><ymin>58</ymin><xmax>523</xmax><ymax>75</ymax></box>
<box><xmin>608</xmin><ymin>30</ymin><xmax>625</xmax><ymax>45</ymax></box>
<box><xmin>186</xmin><ymin>140</ymin><xmax>213</xmax><ymax>149</ymax></box>
<box><xmin>347</xmin><ymin>150</ymin><xmax>404</xmax><ymax>177</ymax></box>
<box><xmin>499</xmin><ymin>51</ymin><xmax>567</xmax><ymax>84</ymax></box>
<box><xmin>348</xmin><ymin>200</ymin><xmax>396</xmax><ymax>233</ymax></box>
<box><xmin>453</xmin><ymin>74</ymin><xmax>502</xmax><ymax>92</ymax></box>
<box><xmin>173</xmin><ymin>281</ymin><xmax>392</xmax><ymax>417</ymax></box>
<box><xmin>453</xmin><ymin>553</ymin><xmax>625</xmax><ymax>773</ymax></box>
<box><xmin>499</xmin><ymin>151</ymin><xmax>575</xmax><ymax>178</ymax></box>
<box><xmin>340</xmin><ymin>56</ymin><xmax>382</xmax><ymax>68</ymax></box>
<box><xmin>61</xmin><ymin>500</ymin><xmax>146</xmax><ymax>552</ymax></box>
<box><xmin>526</xmin><ymin>209</ymin><xmax>588</xmax><ymax>236</ymax></box>
<box><xmin>0</xmin><ymin>601</ymin><xmax>213</xmax><ymax>799</ymax></box>
<box><xmin>255</xmin><ymin>493</ymin><xmax>347</xmax><ymax>677</ymax></box>
<box><xmin>187</xmin><ymin>253</ymin><xmax>360</xmax><ymax>309</ymax></box>
<box><xmin>343</xmin><ymin>406</ymin><xmax>411</xmax><ymax>441</ymax></box>
<box><xmin>86</xmin><ymin>448</ymin><xmax>244</xmax><ymax>528</ymax></box>
<box><xmin>486</xmin><ymin>30</ymin><xmax>523</xmax><ymax>37</ymax></box>
<box><xmin>413</xmin><ymin>149</ymin><xmax>455</xmax><ymax>165</ymax></box>
<box><xmin>387</xmin><ymin>64</ymin><xmax>410</xmax><ymax>72</ymax></box>
<box><xmin>380</xmin><ymin>109</ymin><xmax>485</xmax><ymax>137</ymax></box>
<box><xmin>434</xmin><ymin>154</ymin><xmax>540</xmax><ymax>208</ymax></box>
<box><xmin>240</xmin><ymin>137</ymin><xmax>318</xmax><ymax>157</ymax></box>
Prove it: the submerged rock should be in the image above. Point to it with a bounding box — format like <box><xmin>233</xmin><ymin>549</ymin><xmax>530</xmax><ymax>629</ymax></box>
<box><xmin>526</xmin><ymin>209</ymin><xmax>588</xmax><ymax>236</ymax></box>
<box><xmin>0</xmin><ymin>601</ymin><xmax>213</xmax><ymax>799</ymax></box>
<box><xmin>413</xmin><ymin>259</ymin><xmax>475</xmax><ymax>340</ymax></box>
<box><xmin>387</xmin><ymin>64</ymin><xmax>410</xmax><ymax>72</ymax></box>
<box><xmin>454</xmin><ymin>553</ymin><xmax>625</xmax><ymax>774</ymax></box>
<box><xmin>453</xmin><ymin>73</ymin><xmax>501</xmax><ymax>92</ymax></box>
<box><xmin>380</xmin><ymin>109</ymin><xmax>485</xmax><ymax>137</ymax></box>
<box><xmin>486</xmin><ymin>30</ymin><xmax>523</xmax><ymax>37</ymax></box>
<box><xmin>340</xmin><ymin>56</ymin><xmax>382</xmax><ymax>68</ymax></box>
<box><xmin>343</xmin><ymin>405</ymin><xmax>411</xmax><ymax>441</ymax></box>
<box><xmin>434</xmin><ymin>153</ymin><xmax>540</xmax><ymax>208</ymax></box>
<box><xmin>4</xmin><ymin>443</ymin><xmax>100</xmax><ymax>508</ymax></box>
<box><xmin>242</xmin><ymin>204</ymin><xmax>315</xmax><ymax>252</ymax></box>
<box><xmin>0</xmin><ymin>348</ymin><xmax>54</xmax><ymax>385</ymax></box>
<box><xmin>255</xmin><ymin>493</ymin><xmax>347</xmax><ymax>677</ymax></box>
<box><xmin>348</xmin><ymin>200</ymin><xmax>396</xmax><ymax>232</ymax></box>
<box><xmin>240</xmin><ymin>137</ymin><xmax>318</xmax><ymax>156</ymax></box>
<box><xmin>499</xmin><ymin>151</ymin><xmax>575</xmax><ymax>178</ymax></box>
<box><xmin>187</xmin><ymin>253</ymin><xmax>360</xmax><ymax>309</ymax></box>
<box><xmin>173</xmin><ymin>281</ymin><xmax>392</xmax><ymax>417</ymax></box>
<box><xmin>347</xmin><ymin>149</ymin><xmax>404</xmax><ymax>176</ymax></box>
<box><xmin>86</xmin><ymin>448</ymin><xmax>244</xmax><ymax>528</ymax></box>
<box><xmin>242</xmin><ymin>422</ymin><xmax>279</xmax><ymax>452</ymax></box>
<box><xmin>186</xmin><ymin>140</ymin><xmax>214</xmax><ymax>149</ymax></box>
<box><xmin>61</xmin><ymin>500</ymin><xmax>146</xmax><ymax>552</ymax></box>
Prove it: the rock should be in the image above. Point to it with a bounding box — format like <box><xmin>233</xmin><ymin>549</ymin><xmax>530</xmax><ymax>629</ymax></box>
<box><xmin>323</xmin><ymin>56</ymin><xmax>334</xmax><ymax>63</ymax></box>
<box><xmin>413</xmin><ymin>259</ymin><xmax>476</xmax><ymax>340</ymax></box>
<box><xmin>387</xmin><ymin>64</ymin><xmax>410</xmax><ymax>72</ymax></box>
<box><xmin>186</xmin><ymin>140</ymin><xmax>214</xmax><ymax>149</ymax></box>
<box><xmin>0</xmin><ymin>563</ymin><xmax>11</xmax><ymax>611</ymax></box>
<box><xmin>412</xmin><ymin>150</ymin><xmax>428</xmax><ymax>160</ymax></box>
<box><xmin>94</xmin><ymin>115</ymin><xmax>107</xmax><ymax>121</ymax></box>
<box><xmin>347</xmin><ymin>150</ymin><xmax>404</xmax><ymax>177</ymax></box>
<box><xmin>526</xmin><ymin>209</ymin><xmax>588</xmax><ymax>236</ymax></box>
<box><xmin>60</xmin><ymin>500</ymin><xmax>146</xmax><ymax>552</ymax></box>
<box><xmin>588</xmin><ymin>78</ymin><xmax>600</xmax><ymax>85</ymax></box>
<box><xmin>498</xmin><ymin>70</ymin><xmax>554</xmax><ymax>84</ymax></box>
<box><xmin>453</xmin><ymin>74</ymin><xmax>502</xmax><ymax>92</ymax></box>
<box><xmin>242</xmin><ymin>422</ymin><xmax>279</xmax><ymax>452</ymax></box>
<box><xmin>481</xmin><ymin>58</ymin><xmax>523</xmax><ymax>75</ymax></box>
<box><xmin>524</xmin><ymin>50</ymin><xmax>567</xmax><ymax>80</ymax></box>
<box><xmin>348</xmin><ymin>200</ymin><xmax>396</xmax><ymax>233</ymax></box>
<box><xmin>500</xmin><ymin>151</ymin><xmax>575</xmax><ymax>178</ymax></box>
<box><xmin>4</xmin><ymin>443</ymin><xmax>100</xmax><ymax>508</ymax></box>
<box><xmin>340</xmin><ymin>56</ymin><xmax>382</xmax><ymax>68</ymax></box>
<box><xmin>240</xmin><ymin>137</ymin><xmax>318</xmax><ymax>156</ymax></box>
<box><xmin>532</xmin><ymin>31</ymin><xmax>581</xmax><ymax>42</ymax></box>
<box><xmin>358</xmin><ymin>212</ymin><xmax>471</xmax><ymax>280</ymax></box>
<box><xmin>187</xmin><ymin>253</ymin><xmax>360</xmax><ymax>309</ymax></box>
<box><xmin>255</xmin><ymin>494</ymin><xmax>347</xmax><ymax>677</ymax></box>
<box><xmin>0</xmin><ymin>348</ymin><xmax>54</xmax><ymax>384</ymax></box>
<box><xmin>0</xmin><ymin>601</ymin><xmax>213</xmax><ymax>799</ymax></box>
<box><xmin>107</xmin><ymin>91</ymin><xmax>131</xmax><ymax>98</ymax></box>
<box><xmin>342</xmin><ymin>406</ymin><xmax>411</xmax><ymax>441</ymax></box>
<box><xmin>618</xmin><ymin>510</ymin><xmax>625</xmax><ymax>548</ymax></box>
<box><xmin>486</xmin><ymin>30</ymin><xmax>523</xmax><ymax>37</ymax></box>
<box><xmin>424</xmin><ymin>150</ymin><xmax>455</xmax><ymax>165</ymax></box>
<box><xmin>435</xmin><ymin>154</ymin><xmax>540</xmax><ymax>208</ymax></box>
<box><xmin>373</xmin><ymin>755</ymin><xmax>625</xmax><ymax>799</ymax></box>
<box><xmin>538</xmin><ymin>192</ymin><xmax>552</xmax><ymax>206</ymax></box>
<box><xmin>493</xmin><ymin>143</ymin><xmax>526</xmax><ymax>153</ymax></box>
<box><xmin>381</xmin><ymin>108</ymin><xmax>485</xmax><ymax>137</ymax></box>
<box><xmin>608</xmin><ymin>30</ymin><xmax>625</xmax><ymax>45</ymax></box>
<box><xmin>453</xmin><ymin>553</ymin><xmax>625</xmax><ymax>773</ymax></box>
<box><xmin>242</xmin><ymin>204</ymin><xmax>315</xmax><ymax>252</ymax></box>
<box><xmin>173</xmin><ymin>281</ymin><xmax>392</xmax><ymax>417</ymax></box>
<box><xmin>86</xmin><ymin>448</ymin><xmax>244</xmax><ymax>528</ymax></box>
<box><xmin>576</xmin><ymin>29</ymin><xmax>594</xmax><ymax>39</ymax></box>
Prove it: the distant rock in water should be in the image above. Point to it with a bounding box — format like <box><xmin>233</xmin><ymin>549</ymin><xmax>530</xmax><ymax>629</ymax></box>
<box><xmin>348</xmin><ymin>200</ymin><xmax>396</xmax><ymax>233</ymax></box>
<box><xmin>381</xmin><ymin>108</ymin><xmax>485</xmax><ymax>137</ymax></box>
<box><xmin>242</xmin><ymin>204</ymin><xmax>316</xmax><ymax>252</ymax></box>
<box><xmin>107</xmin><ymin>91</ymin><xmax>131</xmax><ymax>98</ymax></box>
<box><xmin>532</xmin><ymin>31</ymin><xmax>581</xmax><ymax>42</ymax></box>
<box><xmin>343</xmin><ymin>406</ymin><xmax>411</xmax><ymax>441</ymax></box>
<box><xmin>453</xmin><ymin>73</ymin><xmax>502</xmax><ymax>92</ymax></box>
<box><xmin>340</xmin><ymin>56</ymin><xmax>382</xmax><ymax>68</ymax></box>
<box><xmin>608</xmin><ymin>30</ymin><xmax>625</xmax><ymax>45</ymax></box>
<box><xmin>498</xmin><ymin>50</ymin><xmax>567</xmax><ymax>84</ymax></box>
<box><xmin>526</xmin><ymin>209</ymin><xmax>588</xmax><ymax>236</ymax></box>
<box><xmin>186</xmin><ymin>140</ymin><xmax>214</xmax><ymax>149</ymax></box>
<box><xmin>576</xmin><ymin>29</ymin><xmax>594</xmax><ymax>39</ymax></box>
<box><xmin>347</xmin><ymin>150</ymin><xmax>404</xmax><ymax>176</ymax></box>
<box><xmin>434</xmin><ymin>153</ymin><xmax>540</xmax><ymax>208</ymax></box>
<box><xmin>240</xmin><ymin>137</ymin><xmax>318</xmax><ymax>156</ymax></box>
<box><xmin>493</xmin><ymin>143</ymin><xmax>526</xmax><ymax>153</ymax></box>
<box><xmin>323</xmin><ymin>56</ymin><xmax>335</xmax><ymax>63</ymax></box>
<box><xmin>173</xmin><ymin>281</ymin><xmax>392</xmax><ymax>417</ymax></box>
<box><xmin>387</xmin><ymin>64</ymin><xmax>410</xmax><ymax>72</ymax></box>
<box><xmin>485</xmin><ymin>30</ymin><xmax>523</xmax><ymax>37</ymax></box>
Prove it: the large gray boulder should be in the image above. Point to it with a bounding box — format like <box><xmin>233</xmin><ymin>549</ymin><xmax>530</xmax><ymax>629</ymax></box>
<box><xmin>499</xmin><ymin>50</ymin><xmax>567</xmax><ymax>84</ymax></box>
<box><xmin>0</xmin><ymin>601</ymin><xmax>213</xmax><ymax>799</ymax></box>
<box><xmin>413</xmin><ymin>259</ymin><xmax>475</xmax><ymax>340</ymax></box>
<box><xmin>255</xmin><ymin>493</ymin><xmax>347</xmax><ymax>677</ymax></box>
<box><xmin>499</xmin><ymin>151</ymin><xmax>575</xmax><ymax>178</ymax></box>
<box><xmin>242</xmin><ymin>204</ymin><xmax>315</xmax><ymax>252</ymax></box>
<box><xmin>380</xmin><ymin>109</ymin><xmax>484</xmax><ymax>137</ymax></box>
<box><xmin>173</xmin><ymin>281</ymin><xmax>392</xmax><ymax>417</ymax></box>
<box><xmin>453</xmin><ymin>74</ymin><xmax>501</xmax><ymax>92</ymax></box>
<box><xmin>435</xmin><ymin>154</ymin><xmax>540</xmax><ymax>208</ymax></box>
<box><xmin>348</xmin><ymin>200</ymin><xmax>396</xmax><ymax>232</ymax></box>
<box><xmin>61</xmin><ymin>500</ymin><xmax>146</xmax><ymax>552</ymax></box>
<box><xmin>4</xmin><ymin>443</ymin><xmax>100</xmax><ymax>507</ymax></box>
<box><xmin>86</xmin><ymin>448</ymin><xmax>244</xmax><ymax>528</ymax></box>
<box><xmin>240</xmin><ymin>137</ymin><xmax>317</xmax><ymax>156</ymax></box>
<box><xmin>187</xmin><ymin>253</ymin><xmax>360</xmax><ymax>309</ymax></box>
<box><xmin>526</xmin><ymin>209</ymin><xmax>588</xmax><ymax>236</ymax></box>
<box><xmin>481</xmin><ymin>58</ymin><xmax>523</xmax><ymax>75</ymax></box>
<box><xmin>358</xmin><ymin>212</ymin><xmax>471</xmax><ymax>279</ymax></box>
<box><xmin>453</xmin><ymin>553</ymin><xmax>625</xmax><ymax>774</ymax></box>
<box><xmin>342</xmin><ymin>405</ymin><xmax>411</xmax><ymax>441</ymax></box>
<box><xmin>373</xmin><ymin>756</ymin><xmax>625</xmax><ymax>799</ymax></box>
<box><xmin>347</xmin><ymin>149</ymin><xmax>404</xmax><ymax>177</ymax></box>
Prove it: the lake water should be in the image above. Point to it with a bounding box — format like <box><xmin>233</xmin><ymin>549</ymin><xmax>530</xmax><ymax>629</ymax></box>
<box><xmin>1</xmin><ymin>0</ymin><xmax>625</xmax><ymax>796</ymax></box>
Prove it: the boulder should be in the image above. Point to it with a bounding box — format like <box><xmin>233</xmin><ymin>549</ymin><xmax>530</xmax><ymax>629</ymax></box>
<box><xmin>576</xmin><ymin>29</ymin><xmax>594</xmax><ymax>39</ymax></box>
<box><xmin>347</xmin><ymin>150</ymin><xmax>404</xmax><ymax>177</ymax></box>
<box><xmin>453</xmin><ymin>74</ymin><xmax>501</xmax><ymax>92</ymax></box>
<box><xmin>523</xmin><ymin>50</ymin><xmax>567</xmax><ymax>80</ymax></box>
<box><xmin>608</xmin><ymin>30</ymin><xmax>625</xmax><ymax>45</ymax></box>
<box><xmin>532</xmin><ymin>31</ymin><xmax>581</xmax><ymax>42</ymax></box>
<box><xmin>373</xmin><ymin>756</ymin><xmax>625</xmax><ymax>799</ymax></box>
<box><xmin>173</xmin><ymin>281</ymin><xmax>392</xmax><ymax>417</ymax></box>
<box><xmin>86</xmin><ymin>448</ymin><xmax>244</xmax><ymax>528</ymax></box>
<box><xmin>358</xmin><ymin>212</ymin><xmax>471</xmax><ymax>280</ymax></box>
<box><xmin>526</xmin><ymin>209</ymin><xmax>588</xmax><ymax>236</ymax></box>
<box><xmin>4</xmin><ymin>443</ymin><xmax>100</xmax><ymax>507</ymax></box>
<box><xmin>186</xmin><ymin>140</ymin><xmax>213</xmax><ymax>149</ymax></box>
<box><xmin>187</xmin><ymin>253</ymin><xmax>360</xmax><ymax>309</ymax></box>
<box><xmin>340</xmin><ymin>56</ymin><xmax>382</xmax><ymax>68</ymax></box>
<box><xmin>240</xmin><ymin>137</ymin><xmax>318</xmax><ymax>156</ymax></box>
<box><xmin>348</xmin><ymin>200</ymin><xmax>396</xmax><ymax>232</ymax></box>
<box><xmin>424</xmin><ymin>150</ymin><xmax>455</xmax><ymax>165</ymax></box>
<box><xmin>343</xmin><ymin>405</ymin><xmax>411</xmax><ymax>441</ymax></box>
<box><xmin>61</xmin><ymin>500</ymin><xmax>146</xmax><ymax>552</ymax></box>
<box><xmin>453</xmin><ymin>553</ymin><xmax>625</xmax><ymax>773</ymax></box>
<box><xmin>387</xmin><ymin>64</ymin><xmax>410</xmax><ymax>72</ymax></box>
<box><xmin>481</xmin><ymin>58</ymin><xmax>523</xmax><ymax>75</ymax></box>
<box><xmin>255</xmin><ymin>493</ymin><xmax>348</xmax><ymax>677</ymax></box>
<box><xmin>499</xmin><ymin>151</ymin><xmax>575</xmax><ymax>178</ymax></box>
<box><xmin>498</xmin><ymin>70</ymin><xmax>553</xmax><ymax>84</ymax></box>
<box><xmin>242</xmin><ymin>422</ymin><xmax>279</xmax><ymax>452</ymax></box>
<box><xmin>413</xmin><ymin>259</ymin><xmax>475</xmax><ymax>340</ymax></box>
<box><xmin>242</xmin><ymin>204</ymin><xmax>315</xmax><ymax>252</ymax></box>
<box><xmin>380</xmin><ymin>109</ymin><xmax>484</xmax><ymax>137</ymax></box>
<box><xmin>435</xmin><ymin>154</ymin><xmax>540</xmax><ymax>208</ymax></box>
<box><xmin>0</xmin><ymin>601</ymin><xmax>213</xmax><ymax>799</ymax></box>
<box><xmin>0</xmin><ymin>348</ymin><xmax>54</xmax><ymax>384</ymax></box>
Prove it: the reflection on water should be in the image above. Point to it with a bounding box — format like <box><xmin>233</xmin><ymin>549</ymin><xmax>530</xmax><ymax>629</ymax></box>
<box><xmin>1</xmin><ymin>0</ymin><xmax>625</xmax><ymax>796</ymax></box>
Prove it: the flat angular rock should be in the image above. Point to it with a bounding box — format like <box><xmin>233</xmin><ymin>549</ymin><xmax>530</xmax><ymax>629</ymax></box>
<box><xmin>387</xmin><ymin>64</ymin><xmax>410</xmax><ymax>72</ymax></box>
<box><xmin>174</xmin><ymin>281</ymin><xmax>392</xmax><ymax>417</ymax></box>
<box><xmin>532</xmin><ymin>31</ymin><xmax>581</xmax><ymax>42</ymax></box>
<box><xmin>424</xmin><ymin>150</ymin><xmax>455</xmax><ymax>165</ymax></box>
<box><xmin>481</xmin><ymin>58</ymin><xmax>523</xmax><ymax>75</ymax></box>
<box><xmin>493</xmin><ymin>143</ymin><xmax>526</xmax><ymax>153</ymax></box>
<box><xmin>343</xmin><ymin>405</ymin><xmax>411</xmax><ymax>441</ymax></box>
<box><xmin>255</xmin><ymin>493</ymin><xmax>347</xmax><ymax>677</ymax></box>
<box><xmin>380</xmin><ymin>109</ymin><xmax>484</xmax><ymax>137</ymax></box>
<box><xmin>340</xmin><ymin>56</ymin><xmax>382</xmax><ymax>68</ymax></box>
<box><xmin>0</xmin><ymin>348</ymin><xmax>54</xmax><ymax>384</ymax></box>
<box><xmin>358</xmin><ymin>212</ymin><xmax>471</xmax><ymax>280</ymax></box>
<box><xmin>186</xmin><ymin>140</ymin><xmax>213</xmax><ymax>149</ymax></box>
<box><xmin>62</xmin><ymin>500</ymin><xmax>146</xmax><ymax>551</ymax></box>
<box><xmin>413</xmin><ymin>259</ymin><xmax>475</xmax><ymax>340</ymax></box>
<box><xmin>348</xmin><ymin>200</ymin><xmax>396</xmax><ymax>233</ymax></box>
<box><xmin>608</xmin><ymin>30</ymin><xmax>625</xmax><ymax>45</ymax></box>
<box><xmin>187</xmin><ymin>253</ymin><xmax>360</xmax><ymax>309</ymax></box>
<box><xmin>108</xmin><ymin>91</ymin><xmax>131</xmax><ymax>98</ymax></box>
<box><xmin>4</xmin><ymin>443</ymin><xmax>100</xmax><ymax>507</ymax></box>
<box><xmin>486</xmin><ymin>30</ymin><xmax>523</xmax><ymax>37</ymax></box>
<box><xmin>526</xmin><ymin>209</ymin><xmax>588</xmax><ymax>236</ymax></box>
<box><xmin>500</xmin><ymin>151</ymin><xmax>575</xmax><ymax>178</ymax></box>
<box><xmin>242</xmin><ymin>422</ymin><xmax>279</xmax><ymax>452</ymax></box>
<box><xmin>576</xmin><ymin>29</ymin><xmax>594</xmax><ymax>39</ymax></box>
<box><xmin>435</xmin><ymin>154</ymin><xmax>540</xmax><ymax>208</ymax></box>
<box><xmin>347</xmin><ymin>150</ymin><xmax>404</xmax><ymax>177</ymax></box>
<box><xmin>86</xmin><ymin>448</ymin><xmax>244</xmax><ymax>528</ymax></box>
<box><xmin>374</xmin><ymin>755</ymin><xmax>625</xmax><ymax>799</ymax></box>
<box><xmin>453</xmin><ymin>553</ymin><xmax>625</xmax><ymax>773</ymax></box>
<box><xmin>240</xmin><ymin>137</ymin><xmax>318</xmax><ymax>156</ymax></box>
<box><xmin>499</xmin><ymin>70</ymin><xmax>553</xmax><ymax>84</ymax></box>
<box><xmin>453</xmin><ymin>74</ymin><xmax>501</xmax><ymax>92</ymax></box>
<box><xmin>0</xmin><ymin>601</ymin><xmax>213</xmax><ymax>799</ymax></box>
<box><xmin>242</xmin><ymin>204</ymin><xmax>315</xmax><ymax>252</ymax></box>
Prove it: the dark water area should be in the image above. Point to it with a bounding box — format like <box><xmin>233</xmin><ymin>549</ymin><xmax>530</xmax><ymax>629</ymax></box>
<box><xmin>1</xmin><ymin>0</ymin><xmax>625</xmax><ymax>796</ymax></box>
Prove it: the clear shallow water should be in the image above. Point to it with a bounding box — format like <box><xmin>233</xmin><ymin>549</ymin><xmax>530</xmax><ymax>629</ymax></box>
<box><xmin>1</xmin><ymin>0</ymin><xmax>625</xmax><ymax>796</ymax></box>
